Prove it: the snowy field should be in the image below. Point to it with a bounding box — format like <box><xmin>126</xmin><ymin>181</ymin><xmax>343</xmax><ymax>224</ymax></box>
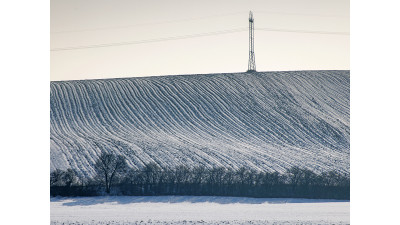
<box><xmin>50</xmin><ymin>71</ymin><xmax>350</xmax><ymax>178</ymax></box>
<box><xmin>51</xmin><ymin>196</ymin><xmax>349</xmax><ymax>225</ymax></box>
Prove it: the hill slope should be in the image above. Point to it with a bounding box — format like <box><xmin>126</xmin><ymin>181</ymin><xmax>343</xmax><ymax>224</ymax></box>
<box><xmin>50</xmin><ymin>71</ymin><xmax>350</xmax><ymax>178</ymax></box>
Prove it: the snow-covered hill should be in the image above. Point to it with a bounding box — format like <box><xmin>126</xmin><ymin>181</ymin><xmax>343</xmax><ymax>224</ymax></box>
<box><xmin>50</xmin><ymin>70</ymin><xmax>349</xmax><ymax>178</ymax></box>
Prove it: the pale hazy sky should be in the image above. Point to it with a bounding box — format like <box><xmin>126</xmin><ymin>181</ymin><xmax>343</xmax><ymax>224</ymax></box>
<box><xmin>50</xmin><ymin>0</ymin><xmax>349</xmax><ymax>81</ymax></box>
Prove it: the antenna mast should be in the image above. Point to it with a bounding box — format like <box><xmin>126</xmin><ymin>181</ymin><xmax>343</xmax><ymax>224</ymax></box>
<box><xmin>247</xmin><ymin>11</ymin><xmax>256</xmax><ymax>72</ymax></box>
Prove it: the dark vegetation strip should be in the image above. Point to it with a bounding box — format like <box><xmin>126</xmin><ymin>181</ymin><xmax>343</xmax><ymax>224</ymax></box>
<box><xmin>51</xmin><ymin>153</ymin><xmax>349</xmax><ymax>200</ymax></box>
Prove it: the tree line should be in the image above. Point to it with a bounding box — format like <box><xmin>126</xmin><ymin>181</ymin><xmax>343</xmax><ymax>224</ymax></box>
<box><xmin>51</xmin><ymin>152</ymin><xmax>349</xmax><ymax>200</ymax></box>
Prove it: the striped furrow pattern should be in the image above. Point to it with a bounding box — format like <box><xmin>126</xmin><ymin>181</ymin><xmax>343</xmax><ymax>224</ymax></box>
<box><xmin>50</xmin><ymin>71</ymin><xmax>350</xmax><ymax>178</ymax></box>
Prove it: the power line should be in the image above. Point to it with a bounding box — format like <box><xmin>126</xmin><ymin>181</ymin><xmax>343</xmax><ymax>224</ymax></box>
<box><xmin>51</xmin><ymin>27</ymin><xmax>349</xmax><ymax>52</ymax></box>
<box><xmin>51</xmin><ymin>11</ymin><xmax>248</xmax><ymax>34</ymax></box>
<box><xmin>51</xmin><ymin>10</ymin><xmax>348</xmax><ymax>35</ymax></box>
<box><xmin>256</xmin><ymin>28</ymin><xmax>349</xmax><ymax>35</ymax></box>
<box><xmin>254</xmin><ymin>10</ymin><xmax>349</xmax><ymax>18</ymax></box>
<box><xmin>51</xmin><ymin>28</ymin><xmax>248</xmax><ymax>52</ymax></box>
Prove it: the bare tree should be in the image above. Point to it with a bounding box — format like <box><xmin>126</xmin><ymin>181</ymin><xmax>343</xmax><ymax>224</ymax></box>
<box><xmin>63</xmin><ymin>168</ymin><xmax>77</xmax><ymax>187</ymax></box>
<box><xmin>94</xmin><ymin>151</ymin><xmax>127</xmax><ymax>194</ymax></box>
<box><xmin>287</xmin><ymin>166</ymin><xmax>303</xmax><ymax>192</ymax></box>
<box><xmin>50</xmin><ymin>169</ymin><xmax>65</xmax><ymax>187</ymax></box>
<box><xmin>50</xmin><ymin>168</ymin><xmax>77</xmax><ymax>187</ymax></box>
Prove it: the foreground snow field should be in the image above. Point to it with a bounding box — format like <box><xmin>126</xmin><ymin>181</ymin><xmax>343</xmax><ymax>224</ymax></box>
<box><xmin>50</xmin><ymin>196</ymin><xmax>349</xmax><ymax>225</ymax></box>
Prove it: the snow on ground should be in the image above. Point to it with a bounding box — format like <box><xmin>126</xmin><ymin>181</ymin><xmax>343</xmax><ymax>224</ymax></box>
<box><xmin>50</xmin><ymin>71</ymin><xmax>350</xmax><ymax>178</ymax></box>
<box><xmin>51</xmin><ymin>196</ymin><xmax>349</xmax><ymax>225</ymax></box>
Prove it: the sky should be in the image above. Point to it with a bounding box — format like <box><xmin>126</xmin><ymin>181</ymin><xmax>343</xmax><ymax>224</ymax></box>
<box><xmin>50</xmin><ymin>0</ymin><xmax>349</xmax><ymax>81</ymax></box>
